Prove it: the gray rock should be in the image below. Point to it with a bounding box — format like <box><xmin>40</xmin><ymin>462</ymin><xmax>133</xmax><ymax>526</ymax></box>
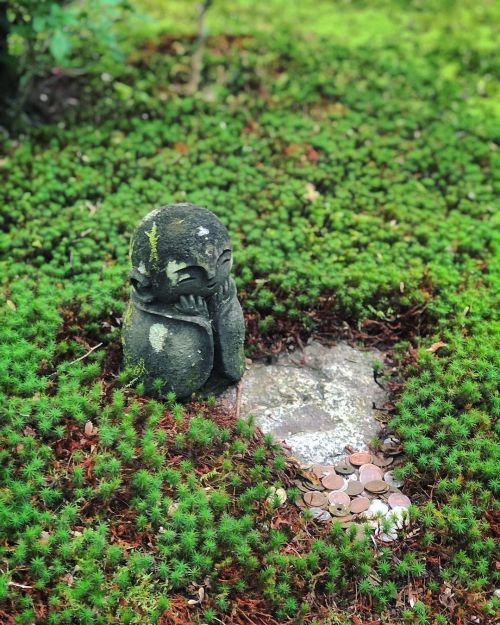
<box><xmin>220</xmin><ymin>341</ymin><xmax>389</xmax><ymax>464</ymax></box>
<box><xmin>122</xmin><ymin>204</ymin><xmax>245</xmax><ymax>399</ymax></box>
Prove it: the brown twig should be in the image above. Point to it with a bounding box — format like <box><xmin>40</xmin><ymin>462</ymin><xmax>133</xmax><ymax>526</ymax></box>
<box><xmin>186</xmin><ymin>0</ymin><xmax>213</xmax><ymax>95</ymax></box>
<box><xmin>48</xmin><ymin>342</ymin><xmax>103</xmax><ymax>378</ymax></box>
<box><xmin>234</xmin><ymin>379</ymin><xmax>243</xmax><ymax>421</ymax></box>
<box><xmin>8</xmin><ymin>581</ymin><xmax>33</xmax><ymax>589</ymax></box>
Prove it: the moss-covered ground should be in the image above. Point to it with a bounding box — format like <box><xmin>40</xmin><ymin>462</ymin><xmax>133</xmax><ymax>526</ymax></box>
<box><xmin>0</xmin><ymin>1</ymin><xmax>499</xmax><ymax>623</ymax></box>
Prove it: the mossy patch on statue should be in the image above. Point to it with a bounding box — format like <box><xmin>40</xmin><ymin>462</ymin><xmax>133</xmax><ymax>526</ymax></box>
<box><xmin>122</xmin><ymin>203</ymin><xmax>245</xmax><ymax>399</ymax></box>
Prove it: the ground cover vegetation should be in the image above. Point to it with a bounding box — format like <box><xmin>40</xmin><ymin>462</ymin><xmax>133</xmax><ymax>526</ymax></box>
<box><xmin>0</xmin><ymin>0</ymin><xmax>132</xmax><ymax>127</ymax></box>
<box><xmin>0</xmin><ymin>0</ymin><xmax>499</xmax><ymax>623</ymax></box>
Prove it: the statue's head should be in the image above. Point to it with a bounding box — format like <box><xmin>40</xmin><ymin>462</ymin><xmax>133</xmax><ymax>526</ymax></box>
<box><xmin>129</xmin><ymin>203</ymin><xmax>233</xmax><ymax>305</ymax></box>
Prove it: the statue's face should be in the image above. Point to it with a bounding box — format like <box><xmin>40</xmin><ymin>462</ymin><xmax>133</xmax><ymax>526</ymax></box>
<box><xmin>129</xmin><ymin>204</ymin><xmax>234</xmax><ymax>306</ymax></box>
<box><xmin>147</xmin><ymin>245</ymin><xmax>233</xmax><ymax>304</ymax></box>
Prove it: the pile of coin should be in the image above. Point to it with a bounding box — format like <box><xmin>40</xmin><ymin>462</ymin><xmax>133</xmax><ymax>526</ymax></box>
<box><xmin>293</xmin><ymin>447</ymin><xmax>411</xmax><ymax>542</ymax></box>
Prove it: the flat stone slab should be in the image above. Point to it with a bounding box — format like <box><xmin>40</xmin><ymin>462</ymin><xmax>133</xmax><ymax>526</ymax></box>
<box><xmin>220</xmin><ymin>341</ymin><xmax>389</xmax><ymax>464</ymax></box>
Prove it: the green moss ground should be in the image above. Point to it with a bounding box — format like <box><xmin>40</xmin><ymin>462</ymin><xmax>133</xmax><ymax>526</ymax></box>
<box><xmin>0</xmin><ymin>0</ymin><xmax>499</xmax><ymax>623</ymax></box>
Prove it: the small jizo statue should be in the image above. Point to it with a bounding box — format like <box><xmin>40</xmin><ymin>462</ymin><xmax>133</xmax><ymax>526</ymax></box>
<box><xmin>122</xmin><ymin>203</ymin><xmax>245</xmax><ymax>399</ymax></box>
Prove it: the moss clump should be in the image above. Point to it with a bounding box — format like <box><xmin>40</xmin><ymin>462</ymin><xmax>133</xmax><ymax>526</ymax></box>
<box><xmin>145</xmin><ymin>222</ymin><xmax>159</xmax><ymax>268</ymax></box>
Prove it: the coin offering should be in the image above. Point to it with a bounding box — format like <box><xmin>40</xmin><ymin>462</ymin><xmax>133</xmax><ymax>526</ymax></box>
<box><xmin>372</xmin><ymin>454</ymin><xmax>393</xmax><ymax>468</ymax></box>
<box><xmin>293</xmin><ymin>436</ymin><xmax>410</xmax><ymax>543</ymax></box>
<box><xmin>293</xmin><ymin>480</ymin><xmax>311</xmax><ymax>493</ymax></box>
<box><xmin>321</xmin><ymin>473</ymin><xmax>345</xmax><ymax>490</ymax></box>
<box><xmin>335</xmin><ymin>461</ymin><xmax>355</xmax><ymax>475</ymax></box>
<box><xmin>341</xmin><ymin>520</ymin><xmax>355</xmax><ymax>529</ymax></box>
<box><xmin>354</xmin><ymin>524</ymin><xmax>370</xmax><ymax>541</ymax></box>
<box><xmin>376</xmin><ymin>528</ymin><xmax>398</xmax><ymax>542</ymax></box>
<box><xmin>349</xmin><ymin>452</ymin><xmax>372</xmax><ymax>466</ymax></box>
<box><xmin>346</xmin><ymin>480</ymin><xmax>364</xmax><ymax>496</ymax></box>
<box><xmin>350</xmin><ymin>497</ymin><xmax>370</xmax><ymax>514</ymax></box>
<box><xmin>383</xmin><ymin>470</ymin><xmax>403</xmax><ymax>489</ymax></box>
<box><xmin>303</xmin><ymin>491</ymin><xmax>328</xmax><ymax>508</ymax></box>
<box><xmin>365</xmin><ymin>499</ymin><xmax>389</xmax><ymax>518</ymax></box>
<box><xmin>388</xmin><ymin>493</ymin><xmax>411</xmax><ymax>509</ymax></box>
<box><xmin>327</xmin><ymin>490</ymin><xmax>350</xmax><ymax>506</ymax></box>
<box><xmin>336</xmin><ymin>514</ymin><xmax>354</xmax><ymax>523</ymax></box>
<box><xmin>380</xmin><ymin>442</ymin><xmax>402</xmax><ymax>455</ymax></box>
<box><xmin>359</xmin><ymin>464</ymin><xmax>383</xmax><ymax>484</ymax></box>
<box><xmin>387</xmin><ymin>506</ymin><xmax>408</xmax><ymax>529</ymax></box>
<box><xmin>308</xmin><ymin>507</ymin><xmax>332</xmax><ymax>522</ymax></box>
<box><xmin>329</xmin><ymin>504</ymin><xmax>350</xmax><ymax>517</ymax></box>
<box><xmin>364</xmin><ymin>479</ymin><xmax>390</xmax><ymax>494</ymax></box>
<box><xmin>312</xmin><ymin>464</ymin><xmax>334</xmax><ymax>479</ymax></box>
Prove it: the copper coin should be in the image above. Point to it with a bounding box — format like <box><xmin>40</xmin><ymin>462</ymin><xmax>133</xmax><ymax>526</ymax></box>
<box><xmin>321</xmin><ymin>473</ymin><xmax>344</xmax><ymax>490</ymax></box>
<box><xmin>372</xmin><ymin>454</ymin><xmax>393</xmax><ymax>468</ymax></box>
<box><xmin>388</xmin><ymin>493</ymin><xmax>411</xmax><ymax>509</ymax></box>
<box><xmin>336</xmin><ymin>514</ymin><xmax>354</xmax><ymax>523</ymax></box>
<box><xmin>329</xmin><ymin>504</ymin><xmax>350</xmax><ymax>517</ymax></box>
<box><xmin>350</xmin><ymin>497</ymin><xmax>370</xmax><ymax>514</ymax></box>
<box><xmin>293</xmin><ymin>480</ymin><xmax>310</xmax><ymax>493</ymax></box>
<box><xmin>364</xmin><ymin>480</ymin><xmax>390</xmax><ymax>494</ymax></box>
<box><xmin>341</xmin><ymin>521</ymin><xmax>355</xmax><ymax>529</ymax></box>
<box><xmin>359</xmin><ymin>464</ymin><xmax>383</xmax><ymax>484</ymax></box>
<box><xmin>380</xmin><ymin>442</ymin><xmax>402</xmax><ymax>455</ymax></box>
<box><xmin>346</xmin><ymin>481</ymin><xmax>364</xmax><ymax>496</ymax></box>
<box><xmin>303</xmin><ymin>491</ymin><xmax>328</xmax><ymax>508</ymax></box>
<box><xmin>349</xmin><ymin>452</ymin><xmax>372</xmax><ymax>466</ymax></box>
<box><xmin>312</xmin><ymin>464</ymin><xmax>335</xmax><ymax>479</ymax></box>
<box><xmin>305</xmin><ymin>482</ymin><xmax>325</xmax><ymax>492</ymax></box>
<box><xmin>327</xmin><ymin>490</ymin><xmax>351</xmax><ymax>506</ymax></box>
<box><xmin>335</xmin><ymin>461</ymin><xmax>355</xmax><ymax>475</ymax></box>
<box><xmin>308</xmin><ymin>507</ymin><xmax>332</xmax><ymax>522</ymax></box>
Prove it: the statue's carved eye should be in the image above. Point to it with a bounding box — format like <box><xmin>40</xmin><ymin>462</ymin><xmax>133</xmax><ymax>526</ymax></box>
<box><xmin>218</xmin><ymin>249</ymin><xmax>232</xmax><ymax>265</ymax></box>
<box><xmin>176</xmin><ymin>266</ymin><xmax>204</xmax><ymax>284</ymax></box>
<box><xmin>178</xmin><ymin>275</ymin><xmax>195</xmax><ymax>284</ymax></box>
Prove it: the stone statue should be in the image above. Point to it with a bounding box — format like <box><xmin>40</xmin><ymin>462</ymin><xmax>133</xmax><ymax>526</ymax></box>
<box><xmin>122</xmin><ymin>203</ymin><xmax>245</xmax><ymax>399</ymax></box>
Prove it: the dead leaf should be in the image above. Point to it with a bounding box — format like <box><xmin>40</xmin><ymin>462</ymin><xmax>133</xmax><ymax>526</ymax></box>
<box><xmin>168</xmin><ymin>502</ymin><xmax>179</xmax><ymax>516</ymax></box>
<box><xmin>407</xmin><ymin>585</ymin><xmax>418</xmax><ymax>607</ymax></box>
<box><xmin>39</xmin><ymin>531</ymin><xmax>50</xmax><ymax>544</ymax></box>
<box><xmin>439</xmin><ymin>586</ymin><xmax>456</xmax><ymax>610</ymax></box>
<box><xmin>84</xmin><ymin>421</ymin><xmax>94</xmax><ymax>436</ymax></box>
<box><xmin>304</xmin><ymin>182</ymin><xmax>320</xmax><ymax>202</ymax></box>
<box><xmin>426</xmin><ymin>341</ymin><xmax>447</xmax><ymax>353</ymax></box>
<box><xmin>85</xmin><ymin>201</ymin><xmax>97</xmax><ymax>216</ymax></box>
<box><xmin>6</xmin><ymin>300</ymin><xmax>16</xmax><ymax>311</ymax></box>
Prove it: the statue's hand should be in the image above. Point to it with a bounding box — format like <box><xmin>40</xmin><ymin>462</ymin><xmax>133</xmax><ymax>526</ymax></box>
<box><xmin>209</xmin><ymin>278</ymin><xmax>235</xmax><ymax>316</ymax></box>
<box><xmin>174</xmin><ymin>294</ymin><xmax>209</xmax><ymax>317</ymax></box>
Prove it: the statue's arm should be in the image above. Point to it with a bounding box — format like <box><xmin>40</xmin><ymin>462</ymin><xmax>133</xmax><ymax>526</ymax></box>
<box><xmin>209</xmin><ymin>278</ymin><xmax>245</xmax><ymax>382</ymax></box>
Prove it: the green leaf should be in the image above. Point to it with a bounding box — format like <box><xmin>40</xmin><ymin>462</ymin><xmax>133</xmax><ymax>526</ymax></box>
<box><xmin>32</xmin><ymin>16</ymin><xmax>46</xmax><ymax>33</ymax></box>
<box><xmin>113</xmin><ymin>81</ymin><xmax>133</xmax><ymax>101</ymax></box>
<box><xmin>49</xmin><ymin>31</ymin><xmax>71</xmax><ymax>64</ymax></box>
